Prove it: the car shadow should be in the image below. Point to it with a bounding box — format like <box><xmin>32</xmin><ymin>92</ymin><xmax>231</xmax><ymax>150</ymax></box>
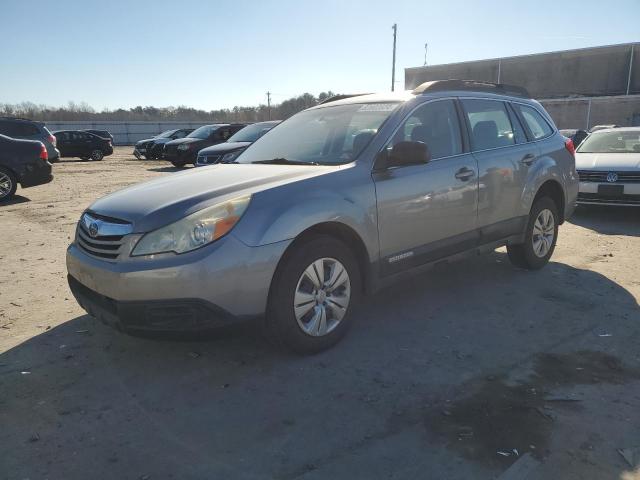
<box><xmin>570</xmin><ymin>205</ymin><xmax>640</xmax><ymax>236</ymax></box>
<box><xmin>0</xmin><ymin>194</ymin><xmax>30</xmax><ymax>206</ymax></box>
<box><xmin>1</xmin><ymin>251</ymin><xmax>638</xmax><ymax>479</ymax></box>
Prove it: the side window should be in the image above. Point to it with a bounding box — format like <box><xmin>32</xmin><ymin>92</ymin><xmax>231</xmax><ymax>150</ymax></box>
<box><xmin>391</xmin><ymin>99</ymin><xmax>462</xmax><ymax>160</ymax></box>
<box><xmin>514</xmin><ymin>104</ymin><xmax>553</xmax><ymax>140</ymax></box>
<box><xmin>219</xmin><ymin>128</ymin><xmax>231</xmax><ymax>140</ymax></box>
<box><xmin>174</xmin><ymin>130</ymin><xmax>186</xmax><ymax>139</ymax></box>
<box><xmin>16</xmin><ymin>123</ymin><xmax>39</xmax><ymax>136</ymax></box>
<box><xmin>506</xmin><ymin>104</ymin><xmax>527</xmax><ymax>144</ymax></box>
<box><xmin>462</xmin><ymin>99</ymin><xmax>515</xmax><ymax>151</ymax></box>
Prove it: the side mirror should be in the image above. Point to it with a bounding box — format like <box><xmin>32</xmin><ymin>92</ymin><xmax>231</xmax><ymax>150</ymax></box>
<box><xmin>376</xmin><ymin>141</ymin><xmax>431</xmax><ymax>170</ymax></box>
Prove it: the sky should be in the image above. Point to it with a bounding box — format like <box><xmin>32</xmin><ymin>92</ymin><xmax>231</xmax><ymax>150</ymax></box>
<box><xmin>1</xmin><ymin>0</ymin><xmax>638</xmax><ymax>111</ymax></box>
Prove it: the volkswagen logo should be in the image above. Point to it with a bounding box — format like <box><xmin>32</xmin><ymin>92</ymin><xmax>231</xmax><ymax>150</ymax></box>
<box><xmin>88</xmin><ymin>222</ymin><xmax>99</xmax><ymax>238</ymax></box>
<box><xmin>606</xmin><ymin>172</ymin><xmax>618</xmax><ymax>183</ymax></box>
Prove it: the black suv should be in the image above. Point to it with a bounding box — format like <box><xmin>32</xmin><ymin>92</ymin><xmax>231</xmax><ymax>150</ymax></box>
<box><xmin>53</xmin><ymin>130</ymin><xmax>114</xmax><ymax>161</ymax></box>
<box><xmin>163</xmin><ymin>124</ymin><xmax>247</xmax><ymax>167</ymax></box>
<box><xmin>0</xmin><ymin>117</ymin><xmax>60</xmax><ymax>162</ymax></box>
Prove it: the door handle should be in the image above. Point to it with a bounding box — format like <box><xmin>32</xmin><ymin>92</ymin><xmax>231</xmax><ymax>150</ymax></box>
<box><xmin>455</xmin><ymin>167</ymin><xmax>475</xmax><ymax>181</ymax></box>
<box><xmin>520</xmin><ymin>153</ymin><xmax>537</xmax><ymax>165</ymax></box>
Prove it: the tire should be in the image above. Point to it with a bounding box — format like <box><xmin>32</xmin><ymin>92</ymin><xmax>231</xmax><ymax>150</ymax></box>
<box><xmin>171</xmin><ymin>161</ymin><xmax>186</xmax><ymax>168</ymax></box>
<box><xmin>80</xmin><ymin>156</ymin><xmax>89</xmax><ymax>161</ymax></box>
<box><xmin>90</xmin><ymin>149</ymin><xmax>104</xmax><ymax>161</ymax></box>
<box><xmin>507</xmin><ymin>196</ymin><xmax>559</xmax><ymax>270</ymax></box>
<box><xmin>265</xmin><ymin>235</ymin><xmax>361</xmax><ymax>354</ymax></box>
<box><xmin>0</xmin><ymin>167</ymin><xmax>17</xmax><ymax>202</ymax></box>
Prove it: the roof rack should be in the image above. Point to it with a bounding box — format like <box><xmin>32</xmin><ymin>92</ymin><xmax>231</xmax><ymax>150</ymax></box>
<box><xmin>412</xmin><ymin>80</ymin><xmax>530</xmax><ymax>98</ymax></box>
<box><xmin>318</xmin><ymin>93</ymin><xmax>372</xmax><ymax>105</ymax></box>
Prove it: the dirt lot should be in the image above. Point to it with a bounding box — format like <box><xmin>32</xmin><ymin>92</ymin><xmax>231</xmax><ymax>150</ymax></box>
<box><xmin>1</xmin><ymin>146</ymin><xmax>640</xmax><ymax>479</ymax></box>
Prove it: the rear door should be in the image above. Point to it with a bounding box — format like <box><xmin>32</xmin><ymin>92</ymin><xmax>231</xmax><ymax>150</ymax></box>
<box><xmin>57</xmin><ymin>132</ymin><xmax>74</xmax><ymax>156</ymax></box>
<box><xmin>460</xmin><ymin>98</ymin><xmax>537</xmax><ymax>241</ymax></box>
<box><xmin>373</xmin><ymin>98</ymin><xmax>479</xmax><ymax>275</ymax></box>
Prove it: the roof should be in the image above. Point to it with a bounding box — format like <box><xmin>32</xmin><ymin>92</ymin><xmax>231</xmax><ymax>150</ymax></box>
<box><xmin>309</xmin><ymin>91</ymin><xmax>415</xmax><ymax>108</ymax></box>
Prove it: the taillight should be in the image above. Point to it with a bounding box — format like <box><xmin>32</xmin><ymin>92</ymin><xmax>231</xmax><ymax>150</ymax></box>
<box><xmin>564</xmin><ymin>138</ymin><xmax>576</xmax><ymax>157</ymax></box>
<box><xmin>39</xmin><ymin>142</ymin><xmax>48</xmax><ymax>161</ymax></box>
<box><xmin>48</xmin><ymin>134</ymin><xmax>56</xmax><ymax>147</ymax></box>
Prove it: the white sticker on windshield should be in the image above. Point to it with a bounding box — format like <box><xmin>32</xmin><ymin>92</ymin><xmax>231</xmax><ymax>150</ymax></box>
<box><xmin>358</xmin><ymin>103</ymin><xmax>397</xmax><ymax>112</ymax></box>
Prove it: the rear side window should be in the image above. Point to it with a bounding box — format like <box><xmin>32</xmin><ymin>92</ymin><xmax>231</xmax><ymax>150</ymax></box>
<box><xmin>462</xmin><ymin>99</ymin><xmax>515</xmax><ymax>151</ymax></box>
<box><xmin>514</xmin><ymin>104</ymin><xmax>553</xmax><ymax>140</ymax></box>
<box><xmin>0</xmin><ymin>121</ymin><xmax>39</xmax><ymax>137</ymax></box>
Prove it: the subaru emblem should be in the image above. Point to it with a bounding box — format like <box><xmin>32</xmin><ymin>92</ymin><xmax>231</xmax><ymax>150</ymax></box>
<box><xmin>89</xmin><ymin>222</ymin><xmax>99</xmax><ymax>238</ymax></box>
<box><xmin>606</xmin><ymin>172</ymin><xmax>618</xmax><ymax>183</ymax></box>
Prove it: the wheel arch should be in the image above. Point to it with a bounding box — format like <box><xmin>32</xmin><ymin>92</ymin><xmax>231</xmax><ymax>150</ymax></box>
<box><xmin>533</xmin><ymin>179</ymin><xmax>565</xmax><ymax>224</ymax></box>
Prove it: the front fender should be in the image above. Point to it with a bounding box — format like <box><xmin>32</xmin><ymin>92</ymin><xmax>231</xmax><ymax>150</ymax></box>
<box><xmin>232</xmin><ymin>168</ymin><xmax>379</xmax><ymax>262</ymax></box>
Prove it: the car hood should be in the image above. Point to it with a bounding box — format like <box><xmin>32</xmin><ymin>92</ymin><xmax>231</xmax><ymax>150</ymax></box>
<box><xmin>136</xmin><ymin>138</ymin><xmax>156</xmax><ymax>146</ymax></box>
<box><xmin>87</xmin><ymin>164</ymin><xmax>338</xmax><ymax>232</ymax></box>
<box><xmin>165</xmin><ymin>137</ymin><xmax>203</xmax><ymax>146</ymax></box>
<box><xmin>575</xmin><ymin>152</ymin><xmax>640</xmax><ymax>170</ymax></box>
<box><xmin>198</xmin><ymin>142</ymin><xmax>251</xmax><ymax>155</ymax></box>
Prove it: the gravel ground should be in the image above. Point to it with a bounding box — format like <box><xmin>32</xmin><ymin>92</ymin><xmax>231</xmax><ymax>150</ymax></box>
<box><xmin>1</xmin><ymin>147</ymin><xmax>639</xmax><ymax>479</ymax></box>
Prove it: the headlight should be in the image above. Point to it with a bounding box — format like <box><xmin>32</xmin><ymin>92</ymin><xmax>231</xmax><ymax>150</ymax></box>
<box><xmin>131</xmin><ymin>195</ymin><xmax>251</xmax><ymax>256</ymax></box>
<box><xmin>221</xmin><ymin>150</ymin><xmax>244</xmax><ymax>163</ymax></box>
<box><xmin>177</xmin><ymin>144</ymin><xmax>191</xmax><ymax>151</ymax></box>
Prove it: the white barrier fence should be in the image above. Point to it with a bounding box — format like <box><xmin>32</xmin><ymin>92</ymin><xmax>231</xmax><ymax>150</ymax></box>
<box><xmin>43</xmin><ymin>121</ymin><xmax>208</xmax><ymax>145</ymax></box>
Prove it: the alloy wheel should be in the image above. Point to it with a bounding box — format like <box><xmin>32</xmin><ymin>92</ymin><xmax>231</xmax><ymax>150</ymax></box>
<box><xmin>293</xmin><ymin>257</ymin><xmax>351</xmax><ymax>337</ymax></box>
<box><xmin>0</xmin><ymin>172</ymin><xmax>13</xmax><ymax>199</ymax></box>
<box><xmin>532</xmin><ymin>208</ymin><xmax>555</xmax><ymax>258</ymax></box>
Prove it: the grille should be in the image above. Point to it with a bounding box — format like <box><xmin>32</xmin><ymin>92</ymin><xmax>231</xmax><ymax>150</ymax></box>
<box><xmin>577</xmin><ymin>170</ymin><xmax>640</xmax><ymax>183</ymax></box>
<box><xmin>76</xmin><ymin>213</ymin><xmax>132</xmax><ymax>260</ymax></box>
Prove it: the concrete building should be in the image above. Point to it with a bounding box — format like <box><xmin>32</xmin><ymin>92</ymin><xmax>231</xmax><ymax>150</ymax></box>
<box><xmin>405</xmin><ymin>43</ymin><xmax>639</xmax><ymax>129</ymax></box>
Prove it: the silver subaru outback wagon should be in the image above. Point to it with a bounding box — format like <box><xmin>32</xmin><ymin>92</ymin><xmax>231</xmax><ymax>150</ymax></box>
<box><xmin>67</xmin><ymin>80</ymin><xmax>578</xmax><ymax>353</ymax></box>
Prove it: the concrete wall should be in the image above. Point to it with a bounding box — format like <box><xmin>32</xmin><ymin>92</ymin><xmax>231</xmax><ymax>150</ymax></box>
<box><xmin>44</xmin><ymin>121</ymin><xmax>207</xmax><ymax>145</ymax></box>
<box><xmin>405</xmin><ymin>43</ymin><xmax>639</xmax><ymax>98</ymax></box>
<box><xmin>540</xmin><ymin>95</ymin><xmax>640</xmax><ymax>130</ymax></box>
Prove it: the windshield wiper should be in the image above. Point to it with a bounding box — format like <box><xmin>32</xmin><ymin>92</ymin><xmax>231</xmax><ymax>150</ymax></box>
<box><xmin>253</xmin><ymin>158</ymin><xmax>320</xmax><ymax>166</ymax></box>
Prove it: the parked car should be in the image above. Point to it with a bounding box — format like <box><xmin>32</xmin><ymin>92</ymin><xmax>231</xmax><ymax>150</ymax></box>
<box><xmin>0</xmin><ymin>134</ymin><xmax>53</xmax><ymax>202</ymax></box>
<box><xmin>133</xmin><ymin>129</ymin><xmax>194</xmax><ymax>160</ymax></box>
<box><xmin>66</xmin><ymin>80</ymin><xmax>578</xmax><ymax>353</ymax></box>
<box><xmin>0</xmin><ymin>117</ymin><xmax>60</xmax><ymax>162</ymax></box>
<box><xmin>196</xmin><ymin>121</ymin><xmax>280</xmax><ymax>166</ymax></box>
<box><xmin>163</xmin><ymin>124</ymin><xmax>247</xmax><ymax>167</ymax></box>
<box><xmin>83</xmin><ymin>129</ymin><xmax>114</xmax><ymax>142</ymax></box>
<box><xmin>575</xmin><ymin>127</ymin><xmax>640</xmax><ymax>206</ymax></box>
<box><xmin>559</xmin><ymin>129</ymin><xmax>588</xmax><ymax>148</ymax></box>
<box><xmin>54</xmin><ymin>130</ymin><xmax>113</xmax><ymax>161</ymax></box>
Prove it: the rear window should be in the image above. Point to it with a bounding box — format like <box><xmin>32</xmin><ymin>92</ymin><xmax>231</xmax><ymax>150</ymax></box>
<box><xmin>514</xmin><ymin>104</ymin><xmax>553</xmax><ymax>140</ymax></box>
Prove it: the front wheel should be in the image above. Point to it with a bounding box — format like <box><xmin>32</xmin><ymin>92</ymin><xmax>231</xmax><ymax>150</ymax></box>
<box><xmin>265</xmin><ymin>236</ymin><xmax>360</xmax><ymax>354</ymax></box>
<box><xmin>507</xmin><ymin>197</ymin><xmax>559</xmax><ymax>270</ymax></box>
<box><xmin>90</xmin><ymin>149</ymin><xmax>104</xmax><ymax>161</ymax></box>
<box><xmin>0</xmin><ymin>167</ymin><xmax>17</xmax><ymax>202</ymax></box>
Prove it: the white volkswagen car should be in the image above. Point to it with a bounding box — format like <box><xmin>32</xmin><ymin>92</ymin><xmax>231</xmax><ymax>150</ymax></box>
<box><xmin>576</xmin><ymin>127</ymin><xmax>640</xmax><ymax>206</ymax></box>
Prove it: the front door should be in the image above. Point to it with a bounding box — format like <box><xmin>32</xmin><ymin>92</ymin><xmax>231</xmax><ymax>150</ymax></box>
<box><xmin>373</xmin><ymin>99</ymin><xmax>479</xmax><ymax>275</ymax></box>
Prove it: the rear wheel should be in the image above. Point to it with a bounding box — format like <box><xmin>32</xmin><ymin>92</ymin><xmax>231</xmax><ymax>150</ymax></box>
<box><xmin>0</xmin><ymin>168</ymin><xmax>17</xmax><ymax>202</ymax></box>
<box><xmin>171</xmin><ymin>161</ymin><xmax>186</xmax><ymax>168</ymax></box>
<box><xmin>265</xmin><ymin>236</ymin><xmax>360</xmax><ymax>354</ymax></box>
<box><xmin>507</xmin><ymin>197</ymin><xmax>559</xmax><ymax>270</ymax></box>
<box><xmin>90</xmin><ymin>149</ymin><xmax>104</xmax><ymax>161</ymax></box>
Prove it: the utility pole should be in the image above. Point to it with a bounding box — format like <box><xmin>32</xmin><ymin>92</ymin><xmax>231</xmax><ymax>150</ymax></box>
<box><xmin>423</xmin><ymin>43</ymin><xmax>428</xmax><ymax>66</ymax></box>
<box><xmin>266</xmin><ymin>91</ymin><xmax>271</xmax><ymax>120</ymax></box>
<box><xmin>391</xmin><ymin>24</ymin><xmax>397</xmax><ymax>91</ymax></box>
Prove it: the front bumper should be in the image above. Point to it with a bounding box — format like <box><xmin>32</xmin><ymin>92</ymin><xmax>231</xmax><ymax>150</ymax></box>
<box><xmin>577</xmin><ymin>181</ymin><xmax>640</xmax><ymax>206</ymax></box>
<box><xmin>163</xmin><ymin>149</ymin><xmax>196</xmax><ymax>164</ymax></box>
<box><xmin>19</xmin><ymin>161</ymin><xmax>53</xmax><ymax>188</ymax></box>
<box><xmin>66</xmin><ymin>233</ymin><xmax>291</xmax><ymax>331</ymax></box>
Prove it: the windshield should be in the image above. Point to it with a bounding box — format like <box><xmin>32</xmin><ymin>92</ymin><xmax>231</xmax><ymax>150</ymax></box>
<box><xmin>577</xmin><ymin>130</ymin><xmax>640</xmax><ymax>153</ymax></box>
<box><xmin>156</xmin><ymin>129</ymin><xmax>176</xmax><ymax>138</ymax></box>
<box><xmin>237</xmin><ymin>103</ymin><xmax>399</xmax><ymax>165</ymax></box>
<box><xmin>188</xmin><ymin>125</ymin><xmax>217</xmax><ymax>139</ymax></box>
<box><xmin>228</xmin><ymin>123</ymin><xmax>277</xmax><ymax>143</ymax></box>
